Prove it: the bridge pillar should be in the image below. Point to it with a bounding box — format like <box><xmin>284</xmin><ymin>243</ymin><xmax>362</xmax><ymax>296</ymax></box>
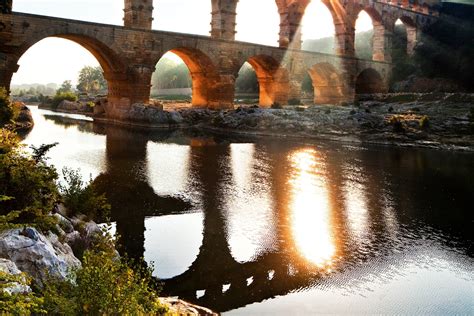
<box><xmin>406</xmin><ymin>24</ymin><xmax>419</xmax><ymax>56</ymax></box>
<box><xmin>277</xmin><ymin>3</ymin><xmax>306</xmax><ymax>49</ymax></box>
<box><xmin>373</xmin><ymin>21</ymin><xmax>393</xmax><ymax>62</ymax></box>
<box><xmin>207</xmin><ymin>73</ymin><xmax>235</xmax><ymax>110</ymax></box>
<box><xmin>0</xmin><ymin>53</ymin><xmax>19</xmax><ymax>93</ymax></box>
<box><xmin>210</xmin><ymin>0</ymin><xmax>238</xmax><ymax>41</ymax></box>
<box><xmin>334</xmin><ymin>21</ymin><xmax>356</xmax><ymax>57</ymax></box>
<box><xmin>104</xmin><ymin>64</ymin><xmax>154</xmax><ymax>119</ymax></box>
<box><xmin>124</xmin><ymin>0</ymin><xmax>154</xmax><ymax>30</ymax></box>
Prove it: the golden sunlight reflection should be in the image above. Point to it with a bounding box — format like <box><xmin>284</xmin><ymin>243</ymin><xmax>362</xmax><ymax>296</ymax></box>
<box><xmin>226</xmin><ymin>144</ymin><xmax>276</xmax><ymax>263</ymax></box>
<box><xmin>289</xmin><ymin>149</ymin><xmax>335</xmax><ymax>268</ymax></box>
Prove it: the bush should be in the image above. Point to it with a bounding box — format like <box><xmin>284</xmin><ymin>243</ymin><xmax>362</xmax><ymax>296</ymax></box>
<box><xmin>0</xmin><ymin>87</ymin><xmax>14</xmax><ymax>126</ymax></box>
<box><xmin>51</xmin><ymin>91</ymin><xmax>78</xmax><ymax>109</ymax></box>
<box><xmin>389</xmin><ymin>116</ymin><xmax>405</xmax><ymax>133</ymax></box>
<box><xmin>0</xmin><ymin>134</ymin><xmax>60</xmax><ymax>231</ymax></box>
<box><xmin>41</xmin><ymin>233</ymin><xmax>167</xmax><ymax>315</ymax></box>
<box><xmin>419</xmin><ymin>115</ymin><xmax>430</xmax><ymax>129</ymax></box>
<box><xmin>59</xmin><ymin>168</ymin><xmax>110</xmax><ymax>221</ymax></box>
<box><xmin>0</xmin><ymin>271</ymin><xmax>45</xmax><ymax>315</ymax></box>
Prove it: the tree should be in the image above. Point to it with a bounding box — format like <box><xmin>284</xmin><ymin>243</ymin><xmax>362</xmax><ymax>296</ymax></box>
<box><xmin>56</xmin><ymin>80</ymin><xmax>73</xmax><ymax>94</ymax></box>
<box><xmin>76</xmin><ymin>66</ymin><xmax>107</xmax><ymax>95</ymax></box>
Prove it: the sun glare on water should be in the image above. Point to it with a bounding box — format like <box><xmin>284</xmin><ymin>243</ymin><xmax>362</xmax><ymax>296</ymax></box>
<box><xmin>289</xmin><ymin>149</ymin><xmax>336</xmax><ymax>268</ymax></box>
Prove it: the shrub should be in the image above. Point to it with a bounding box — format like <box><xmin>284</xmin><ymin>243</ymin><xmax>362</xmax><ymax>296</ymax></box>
<box><xmin>0</xmin><ymin>87</ymin><xmax>14</xmax><ymax>126</ymax></box>
<box><xmin>51</xmin><ymin>91</ymin><xmax>78</xmax><ymax>109</ymax></box>
<box><xmin>59</xmin><ymin>168</ymin><xmax>110</xmax><ymax>221</ymax></box>
<box><xmin>0</xmin><ymin>136</ymin><xmax>59</xmax><ymax>231</ymax></box>
<box><xmin>389</xmin><ymin>115</ymin><xmax>405</xmax><ymax>133</ymax></box>
<box><xmin>0</xmin><ymin>271</ymin><xmax>45</xmax><ymax>315</ymax></box>
<box><xmin>419</xmin><ymin>115</ymin><xmax>430</xmax><ymax>129</ymax></box>
<box><xmin>41</xmin><ymin>233</ymin><xmax>167</xmax><ymax>315</ymax></box>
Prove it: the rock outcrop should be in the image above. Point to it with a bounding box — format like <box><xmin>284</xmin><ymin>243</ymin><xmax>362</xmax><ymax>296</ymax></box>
<box><xmin>126</xmin><ymin>103</ymin><xmax>184</xmax><ymax>125</ymax></box>
<box><xmin>0</xmin><ymin>258</ymin><xmax>31</xmax><ymax>295</ymax></box>
<box><xmin>0</xmin><ymin>227</ymin><xmax>81</xmax><ymax>286</ymax></box>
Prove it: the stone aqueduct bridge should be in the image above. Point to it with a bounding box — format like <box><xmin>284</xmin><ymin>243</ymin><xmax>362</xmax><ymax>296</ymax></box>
<box><xmin>1</xmin><ymin>0</ymin><xmax>439</xmax><ymax>119</ymax></box>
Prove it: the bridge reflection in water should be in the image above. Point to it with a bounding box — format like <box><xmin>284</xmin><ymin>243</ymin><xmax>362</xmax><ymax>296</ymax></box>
<box><xmin>42</xmin><ymin>114</ymin><xmax>474</xmax><ymax>313</ymax></box>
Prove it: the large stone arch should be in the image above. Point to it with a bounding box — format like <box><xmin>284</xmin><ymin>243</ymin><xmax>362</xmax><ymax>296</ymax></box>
<box><xmin>239</xmin><ymin>54</ymin><xmax>289</xmax><ymax>107</ymax></box>
<box><xmin>391</xmin><ymin>15</ymin><xmax>418</xmax><ymax>56</ymax></box>
<box><xmin>15</xmin><ymin>28</ymin><xmax>125</xmax><ymax>75</ymax></box>
<box><xmin>10</xmin><ymin>29</ymin><xmax>137</xmax><ymax>118</ymax></box>
<box><xmin>153</xmin><ymin>47</ymin><xmax>221</xmax><ymax>108</ymax></box>
<box><xmin>351</xmin><ymin>6</ymin><xmax>386</xmax><ymax>61</ymax></box>
<box><xmin>307</xmin><ymin>62</ymin><xmax>345</xmax><ymax>104</ymax></box>
<box><xmin>355</xmin><ymin>68</ymin><xmax>385</xmax><ymax>94</ymax></box>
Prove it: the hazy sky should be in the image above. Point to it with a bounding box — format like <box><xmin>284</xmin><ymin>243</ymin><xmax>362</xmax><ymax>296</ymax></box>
<box><xmin>11</xmin><ymin>0</ymin><xmax>372</xmax><ymax>85</ymax></box>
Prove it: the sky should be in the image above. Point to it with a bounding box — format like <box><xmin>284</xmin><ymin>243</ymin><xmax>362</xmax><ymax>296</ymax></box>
<box><xmin>11</xmin><ymin>0</ymin><xmax>373</xmax><ymax>85</ymax></box>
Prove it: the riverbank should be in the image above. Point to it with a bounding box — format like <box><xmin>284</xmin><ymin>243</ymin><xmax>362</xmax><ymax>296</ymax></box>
<box><xmin>92</xmin><ymin>93</ymin><xmax>474</xmax><ymax>152</ymax></box>
<box><xmin>188</xmin><ymin>96</ymin><xmax>474</xmax><ymax>152</ymax></box>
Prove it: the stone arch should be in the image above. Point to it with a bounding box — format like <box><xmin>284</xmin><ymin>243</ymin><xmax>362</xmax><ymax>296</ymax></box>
<box><xmin>239</xmin><ymin>55</ymin><xmax>289</xmax><ymax>107</ymax></box>
<box><xmin>355</xmin><ymin>68</ymin><xmax>385</xmax><ymax>94</ymax></box>
<box><xmin>392</xmin><ymin>15</ymin><xmax>418</xmax><ymax>56</ymax></box>
<box><xmin>9</xmin><ymin>32</ymin><xmax>131</xmax><ymax>114</ymax></box>
<box><xmin>153</xmin><ymin>47</ymin><xmax>220</xmax><ymax>108</ymax></box>
<box><xmin>13</xmin><ymin>30</ymin><xmax>128</xmax><ymax>99</ymax></box>
<box><xmin>307</xmin><ymin>62</ymin><xmax>345</xmax><ymax>104</ymax></box>
<box><xmin>353</xmin><ymin>6</ymin><xmax>384</xmax><ymax>60</ymax></box>
<box><xmin>16</xmin><ymin>30</ymin><xmax>125</xmax><ymax>75</ymax></box>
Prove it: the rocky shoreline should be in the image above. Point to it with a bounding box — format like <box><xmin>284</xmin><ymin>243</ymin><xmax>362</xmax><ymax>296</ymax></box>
<box><xmin>0</xmin><ymin>208</ymin><xmax>217</xmax><ymax>315</ymax></box>
<box><xmin>90</xmin><ymin>93</ymin><xmax>474</xmax><ymax>152</ymax></box>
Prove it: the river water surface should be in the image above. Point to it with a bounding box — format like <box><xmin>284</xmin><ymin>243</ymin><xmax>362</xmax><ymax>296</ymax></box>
<box><xmin>23</xmin><ymin>106</ymin><xmax>473</xmax><ymax>314</ymax></box>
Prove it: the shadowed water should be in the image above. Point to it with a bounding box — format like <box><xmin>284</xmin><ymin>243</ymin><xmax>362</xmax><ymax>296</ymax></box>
<box><xmin>23</xmin><ymin>107</ymin><xmax>473</xmax><ymax>314</ymax></box>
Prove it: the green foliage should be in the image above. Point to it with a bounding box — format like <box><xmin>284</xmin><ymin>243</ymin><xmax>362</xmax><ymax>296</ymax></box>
<box><xmin>301</xmin><ymin>72</ymin><xmax>313</xmax><ymax>94</ymax></box>
<box><xmin>11</xmin><ymin>83</ymin><xmax>57</xmax><ymax>98</ymax></box>
<box><xmin>0</xmin><ymin>271</ymin><xmax>45</xmax><ymax>316</ymax></box>
<box><xmin>0</xmin><ymin>132</ymin><xmax>59</xmax><ymax>231</ymax></box>
<box><xmin>56</xmin><ymin>80</ymin><xmax>73</xmax><ymax>94</ymax></box>
<box><xmin>41</xmin><ymin>233</ymin><xmax>167</xmax><ymax>315</ymax></box>
<box><xmin>30</xmin><ymin>143</ymin><xmax>59</xmax><ymax>164</ymax></box>
<box><xmin>236</xmin><ymin>62</ymin><xmax>259</xmax><ymax>94</ymax></box>
<box><xmin>419</xmin><ymin>116</ymin><xmax>430</xmax><ymax>130</ymax></box>
<box><xmin>0</xmin><ymin>86</ymin><xmax>14</xmax><ymax>126</ymax></box>
<box><xmin>389</xmin><ymin>115</ymin><xmax>405</xmax><ymax>133</ymax></box>
<box><xmin>59</xmin><ymin>168</ymin><xmax>110</xmax><ymax>221</ymax></box>
<box><xmin>413</xmin><ymin>13</ymin><xmax>474</xmax><ymax>91</ymax></box>
<box><xmin>76</xmin><ymin>66</ymin><xmax>107</xmax><ymax>95</ymax></box>
<box><xmin>0</xmin><ymin>128</ymin><xmax>20</xmax><ymax>154</ymax></box>
<box><xmin>52</xmin><ymin>91</ymin><xmax>78</xmax><ymax>109</ymax></box>
<box><xmin>151</xmin><ymin>58</ymin><xmax>192</xmax><ymax>95</ymax></box>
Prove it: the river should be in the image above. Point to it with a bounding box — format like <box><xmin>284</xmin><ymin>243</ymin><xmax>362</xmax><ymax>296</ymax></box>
<box><xmin>23</xmin><ymin>106</ymin><xmax>473</xmax><ymax>314</ymax></box>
